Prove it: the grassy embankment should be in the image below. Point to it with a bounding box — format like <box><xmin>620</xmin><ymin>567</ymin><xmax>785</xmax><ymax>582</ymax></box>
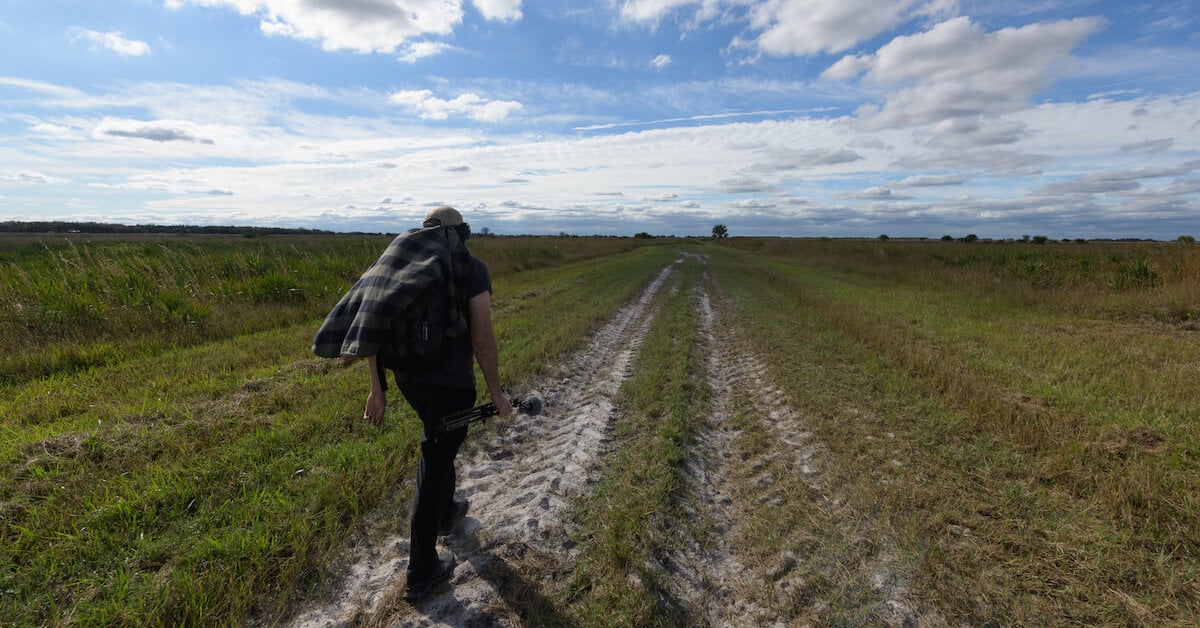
<box><xmin>707</xmin><ymin>238</ymin><xmax>1200</xmax><ymax>624</ymax></box>
<box><xmin>0</xmin><ymin>233</ymin><xmax>677</xmax><ymax>625</ymax></box>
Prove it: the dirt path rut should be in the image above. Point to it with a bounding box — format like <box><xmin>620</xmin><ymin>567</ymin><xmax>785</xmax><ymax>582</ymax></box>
<box><xmin>287</xmin><ymin>265</ymin><xmax>674</xmax><ymax>627</ymax></box>
<box><xmin>285</xmin><ymin>257</ymin><xmax>933</xmax><ymax>626</ymax></box>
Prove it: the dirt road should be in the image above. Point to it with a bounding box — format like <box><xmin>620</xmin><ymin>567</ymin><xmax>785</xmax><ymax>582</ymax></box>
<box><xmin>284</xmin><ymin>258</ymin><xmax>934</xmax><ymax>626</ymax></box>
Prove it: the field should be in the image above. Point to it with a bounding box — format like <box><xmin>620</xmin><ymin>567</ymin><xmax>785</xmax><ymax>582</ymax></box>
<box><xmin>1</xmin><ymin>233</ymin><xmax>1197</xmax><ymax>625</ymax></box>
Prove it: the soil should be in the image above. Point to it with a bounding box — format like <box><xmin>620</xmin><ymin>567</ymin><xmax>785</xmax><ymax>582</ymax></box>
<box><xmin>281</xmin><ymin>258</ymin><xmax>937</xmax><ymax>626</ymax></box>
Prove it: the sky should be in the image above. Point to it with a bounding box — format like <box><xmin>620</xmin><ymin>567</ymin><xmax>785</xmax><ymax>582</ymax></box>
<box><xmin>1</xmin><ymin>0</ymin><xmax>1198</xmax><ymax>238</ymax></box>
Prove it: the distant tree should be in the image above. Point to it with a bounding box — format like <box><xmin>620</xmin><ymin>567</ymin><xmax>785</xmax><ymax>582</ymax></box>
<box><xmin>878</xmin><ymin>234</ymin><xmax>889</xmax><ymax>240</ymax></box>
<box><xmin>634</xmin><ymin>231</ymin><xmax>654</xmax><ymax>239</ymax></box>
<box><xmin>962</xmin><ymin>234</ymin><xmax>978</xmax><ymax>242</ymax></box>
<box><xmin>712</xmin><ymin>224</ymin><xmax>729</xmax><ymax>238</ymax></box>
<box><xmin>1075</xmin><ymin>238</ymin><xmax>1088</xmax><ymax>244</ymax></box>
<box><xmin>941</xmin><ymin>235</ymin><xmax>953</xmax><ymax>241</ymax></box>
<box><xmin>1032</xmin><ymin>235</ymin><xmax>1049</xmax><ymax>244</ymax></box>
<box><xmin>1179</xmin><ymin>235</ymin><xmax>1196</xmax><ymax>244</ymax></box>
<box><xmin>1021</xmin><ymin>234</ymin><xmax>1031</xmax><ymax>243</ymax></box>
<box><xmin>478</xmin><ymin>226</ymin><xmax>492</xmax><ymax>237</ymax></box>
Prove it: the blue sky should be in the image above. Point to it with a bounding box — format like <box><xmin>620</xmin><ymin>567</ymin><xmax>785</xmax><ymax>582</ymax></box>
<box><xmin>1</xmin><ymin>0</ymin><xmax>1198</xmax><ymax>237</ymax></box>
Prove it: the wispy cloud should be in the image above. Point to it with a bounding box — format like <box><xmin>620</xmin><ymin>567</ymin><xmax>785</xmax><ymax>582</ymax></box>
<box><xmin>69</xmin><ymin>28</ymin><xmax>151</xmax><ymax>57</ymax></box>
<box><xmin>473</xmin><ymin>0</ymin><xmax>523</xmax><ymax>21</ymax></box>
<box><xmin>390</xmin><ymin>89</ymin><xmax>523</xmax><ymax>122</ymax></box>
<box><xmin>94</xmin><ymin>118</ymin><xmax>215</xmax><ymax>144</ymax></box>
<box><xmin>0</xmin><ymin>76</ymin><xmax>86</xmax><ymax>98</ymax></box>
<box><xmin>166</xmin><ymin>0</ymin><xmax>521</xmax><ymax>53</ymax></box>
<box><xmin>397</xmin><ymin>41</ymin><xmax>454</xmax><ymax>63</ymax></box>
<box><xmin>7</xmin><ymin>171</ymin><xmax>70</xmax><ymax>184</ymax></box>
<box><xmin>893</xmin><ymin>173</ymin><xmax>968</xmax><ymax>187</ymax></box>
<box><xmin>573</xmin><ymin>108</ymin><xmax>829</xmax><ymax>131</ymax></box>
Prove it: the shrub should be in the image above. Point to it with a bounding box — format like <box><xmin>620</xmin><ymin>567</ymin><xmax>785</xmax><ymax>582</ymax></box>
<box><xmin>1111</xmin><ymin>256</ymin><xmax>1161</xmax><ymax>289</ymax></box>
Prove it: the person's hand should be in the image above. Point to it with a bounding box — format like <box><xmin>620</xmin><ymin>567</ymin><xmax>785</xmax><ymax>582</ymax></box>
<box><xmin>492</xmin><ymin>392</ymin><xmax>513</xmax><ymax>417</ymax></box>
<box><xmin>363</xmin><ymin>390</ymin><xmax>386</xmax><ymax>427</ymax></box>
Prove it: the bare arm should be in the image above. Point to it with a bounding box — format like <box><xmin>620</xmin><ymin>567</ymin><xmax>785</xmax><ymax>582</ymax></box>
<box><xmin>363</xmin><ymin>355</ymin><xmax>386</xmax><ymax>427</ymax></box>
<box><xmin>469</xmin><ymin>291</ymin><xmax>512</xmax><ymax>417</ymax></box>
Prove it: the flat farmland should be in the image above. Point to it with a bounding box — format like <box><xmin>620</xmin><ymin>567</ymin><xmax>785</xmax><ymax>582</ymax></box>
<box><xmin>1</xmin><ymin>234</ymin><xmax>1197</xmax><ymax>625</ymax></box>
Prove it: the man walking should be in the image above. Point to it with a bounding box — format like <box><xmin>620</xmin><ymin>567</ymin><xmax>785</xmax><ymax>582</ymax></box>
<box><xmin>313</xmin><ymin>206</ymin><xmax>511</xmax><ymax>601</ymax></box>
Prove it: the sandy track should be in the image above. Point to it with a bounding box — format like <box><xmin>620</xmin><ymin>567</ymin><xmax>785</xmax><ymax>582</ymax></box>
<box><xmin>650</xmin><ymin>282</ymin><xmax>775</xmax><ymax>625</ymax></box>
<box><xmin>284</xmin><ymin>257</ymin><xmax>935</xmax><ymax>626</ymax></box>
<box><xmin>286</xmin><ymin>265</ymin><xmax>674</xmax><ymax>627</ymax></box>
<box><xmin>656</xmin><ymin>274</ymin><xmax>933</xmax><ymax>626</ymax></box>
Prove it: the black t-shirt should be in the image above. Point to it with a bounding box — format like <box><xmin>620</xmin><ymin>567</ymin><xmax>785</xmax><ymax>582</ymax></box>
<box><xmin>391</xmin><ymin>255</ymin><xmax>492</xmax><ymax>389</ymax></box>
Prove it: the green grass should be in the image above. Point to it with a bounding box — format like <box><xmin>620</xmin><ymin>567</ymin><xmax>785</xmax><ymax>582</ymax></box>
<box><xmin>0</xmin><ymin>236</ymin><xmax>678</xmax><ymax>626</ymax></box>
<box><xmin>6</xmin><ymin>233</ymin><xmax>1198</xmax><ymax>624</ymax></box>
<box><xmin>566</xmin><ymin>258</ymin><xmax>708</xmax><ymax>626</ymax></box>
<box><xmin>706</xmin><ymin>239</ymin><xmax>1200</xmax><ymax>624</ymax></box>
<box><xmin>0</xmin><ymin>233</ymin><xmax>657</xmax><ymax>388</ymax></box>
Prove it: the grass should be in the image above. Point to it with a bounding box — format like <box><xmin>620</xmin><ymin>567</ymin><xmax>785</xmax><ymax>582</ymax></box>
<box><xmin>5</xmin><ymin>233</ymin><xmax>1198</xmax><ymax>624</ymax></box>
<box><xmin>0</xmin><ymin>233</ymin><xmax>656</xmax><ymax>388</ymax></box>
<box><xmin>565</xmin><ymin>257</ymin><xmax>708</xmax><ymax>626</ymax></box>
<box><xmin>706</xmin><ymin>238</ymin><xmax>1200</xmax><ymax>624</ymax></box>
<box><xmin>0</xmin><ymin>235</ymin><xmax>678</xmax><ymax>626</ymax></box>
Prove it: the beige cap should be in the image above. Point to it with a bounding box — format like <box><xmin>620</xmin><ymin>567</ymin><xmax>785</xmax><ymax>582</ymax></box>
<box><xmin>423</xmin><ymin>205</ymin><xmax>464</xmax><ymax>227</ymax></box>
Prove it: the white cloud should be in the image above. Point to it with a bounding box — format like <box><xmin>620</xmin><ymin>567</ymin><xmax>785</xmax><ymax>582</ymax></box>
<box><xmin>745</xmin><ymin>146</ymin><xmax>863</xmax><ymax>171</ymax></box>
<box><xmin>472</xmin><ymin>0</ymin><xmax>522</xmax><ymax>21</ymax></box>
<box><xmin>6</xmin><ymin>72</ymin><xmax>1196</xmax><ymax>239</ymax></box>
<box><xmin>895</xmin><ymin>148</ymin><xmax>1051</xmax><ymax>176</ymax></box>
<box><xmin>389</xmin><ymin>89</ymin><xmax>523</xmax><ymax>122</ymax></box>
<box><xmin>893</xmin><ymin>173</ymin><xmax>967</xmax><ymax>187</ymax></box>
<box><xmin>0</xmin><ymin>76</ymin><xmax>85</xmax><ymax>99</ymax></box>
<box><xmin>94</xmin><ymin>118</ymin><xmax>216</xmax><ymax>144</ymax></box>
<box><xmin>69</xmin><ymin>28</ymin><xmax>152</xmax><ymax>56</ymax></box>
<box><xmin>32</xmin><ymin>123</ymin><xmax>78</xmax><ymax>139</ymax></box>
<box><xmin>651</xmin><ymin>54</ymin><xmax>672</xmax><ymax>69</ymax></box>
<box><xmin>1120</xmin><ymin>138</ymin><xmax>1173</xmax><ymax>154</ymax></box>
<box><xmin>167</xmin><ymin>0</ymin><xmax>467</xmax><ymax>53</ymax></box>
<box><xmin>749</xmin><ymin>0</ymin><xmax>921</xmax><ymax>56</ymax></box>
<box><xmin>397</xmin><ymin>40</ymin><xmax>454</xmax><ymax>63</ymax></box>
<box><xmin>732</xmin><ymin>198</ymin><xmax>777</xmax><ymax>209</ymax></box>
<box><xmin>842</xmin><ymin>186</ymin><xmax>914</xmax><ymax>200</ymax></box>
<box><xmin>1033</xmin><ymin>165</ymin><xmax>1197</xmax><ymax>196</ymax></box>
<box><xmin>8</xmin><ymin>171</ymin><xmax>69</xmax><ymax>184</ymax></box>
<box><xmin>825</xmin><ymin>16</ymin><xmax>1104</xmax><ymax>133</ymax></box>
<box><xmin>715</xmin><ymin>175</ymin><xmax>777</xmax><ymax>194</ymax></box>
<box><xmin>620</xmin><ymin>0</ymin><xmax>710</xmax><ymax>25</ymax></box>
<box><xmin>621</xmin><ymin>0</ymin><xmax>953</xmax><ymax>57</ymax></box>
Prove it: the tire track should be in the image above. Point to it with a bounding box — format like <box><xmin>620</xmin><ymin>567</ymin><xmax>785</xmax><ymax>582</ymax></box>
<box><xmin>657</xmin><ymin>272</ymin><xmax>934</xmax><ymax>626</ymax></box>
<box><xmin>286</xmin><ymin>264</ymin><xmax>674</xmax><ymax>627</ymax></box>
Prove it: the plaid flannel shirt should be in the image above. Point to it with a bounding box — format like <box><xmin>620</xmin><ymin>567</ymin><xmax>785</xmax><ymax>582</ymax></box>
<box><xmin>311</xmin><ymin>225</ymin><xmax>472</xmax><ymax>359</ymax></box>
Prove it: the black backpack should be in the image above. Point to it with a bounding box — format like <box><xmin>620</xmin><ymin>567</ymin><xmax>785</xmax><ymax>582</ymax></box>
<box><xmin>377</xmin><ymin>280</ymin><xmax>453</xmax><ymax>373</ymax></box>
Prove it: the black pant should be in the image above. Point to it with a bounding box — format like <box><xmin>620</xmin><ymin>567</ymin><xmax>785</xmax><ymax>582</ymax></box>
<box><xmin>397</xmin><ymin>380</ymin><xmax>475</xmax><ymax>579</ymax></box>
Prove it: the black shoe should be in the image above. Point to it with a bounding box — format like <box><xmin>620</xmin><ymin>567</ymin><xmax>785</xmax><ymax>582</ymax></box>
<box><xmin>404</xmin><ymin>556</ymin><xmax>456</xmax><ymax>602</ymax></box>
<box><xmin>438</xmin><ymin>498</ymin><xmax>469</xmax><ymax>536</ymax></box>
